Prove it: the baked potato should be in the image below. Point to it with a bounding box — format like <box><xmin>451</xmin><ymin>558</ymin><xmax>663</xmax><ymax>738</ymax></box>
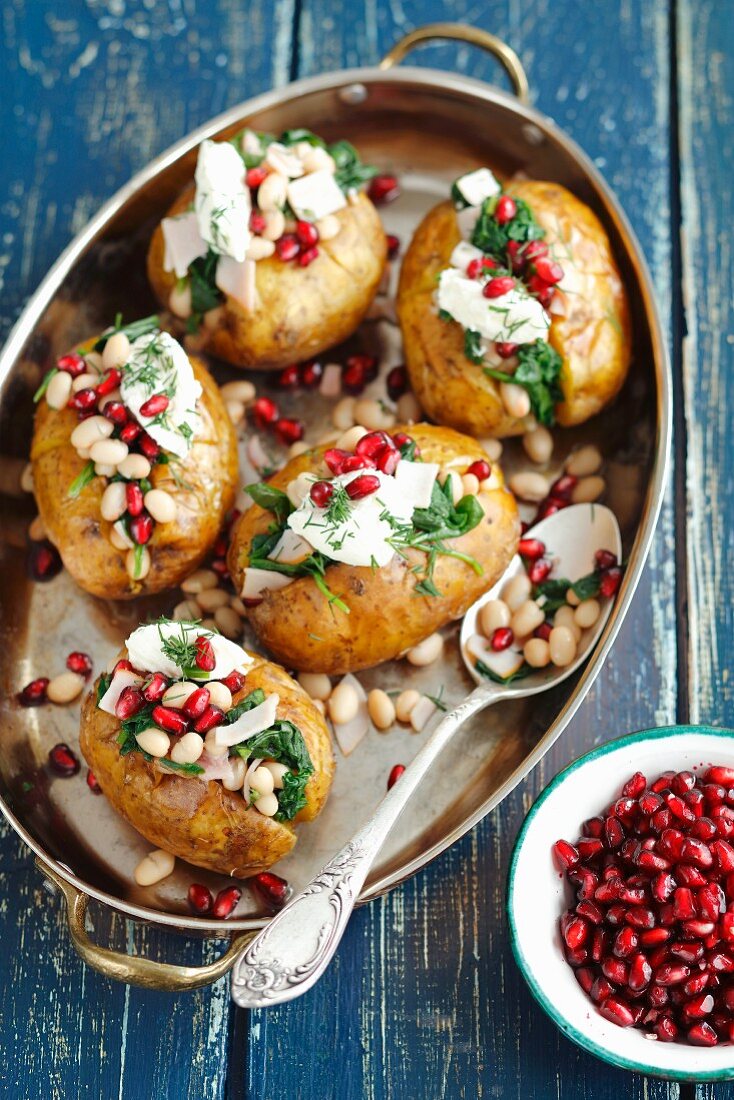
<box><xmin>80</xmin><ymin>620</ymin><xmax>334</xmax><ymax>878</ymax></box>
<box><xmin>147</xmin><ymin>128</ymin><xmax>387</xmax><ymax>370</ymax></box>
<box><xmin>397</xmin><ymin>172</ymin><xmax>632</xmax><ymax>437</ymax></box>
<box><xmin>31</xmin><ymin>320</ymin><xmax>237</xmax><ymax>599</ymax></box>
<box><xmin>228</xmin><ymin>423</ymin><xmax>520</xmax><ymax>674</ymax></box>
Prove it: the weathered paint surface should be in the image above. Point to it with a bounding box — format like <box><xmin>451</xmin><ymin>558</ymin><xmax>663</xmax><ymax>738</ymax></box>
<box><xmin>0</xmin><ymin>0</ymin><xmax>728</xmax><ymax>1096</ymax></box>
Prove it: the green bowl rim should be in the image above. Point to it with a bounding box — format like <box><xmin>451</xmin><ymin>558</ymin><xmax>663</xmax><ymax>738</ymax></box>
<box><xmin>507</xmin><ymin>723</ymin><xmax>734</xmax><ymax>1082</ymax></box>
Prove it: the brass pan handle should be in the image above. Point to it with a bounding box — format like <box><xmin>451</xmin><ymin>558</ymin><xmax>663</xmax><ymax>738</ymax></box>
<box><xmin>38</xmin><ymin>860</ymin><xmax>254</xmax><ymax>992</ymax></box>
<box><xmin>378</xmin><ymin>23</ymin><xmax>529</xmax><ymax>104</ymax></box>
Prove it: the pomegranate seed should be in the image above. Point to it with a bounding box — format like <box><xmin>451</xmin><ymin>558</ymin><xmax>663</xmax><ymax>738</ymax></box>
<box><xmin>638</xmin><ymin>791</ymin><xmax>663</xmax><ymax>815</ymax></box>
<box><xmin>591</xmin><ymin>976</ymin><xmax>614</xmax><ymax>1004</ymax></box>
<box><xmin>670</xmin><ymin>941</ymin><xmax>704</xmax><ymax>964</ymax></box>
<box><xmin>115</xmin><ymin>687</ymin><xmax>145</xmax><ymax>719</ymax></box>
<box><xmin>96</xmin><ymin>368</ymin><xmax>122</xmax><ymax>397</ymax></box>
<box><xmin>114</xmin><ymin>659</ymin><xmax>133</xmax><ymax>674</ymax></box>
<box><xmin>278</xmin><ymin>364</ymin><xmax>300</xmax><ymax>389</ymax></box>
<box><xmin>599</xmin><ymin>567</ymin><xmax>623</xmax><ymax>597</ymax></box>
<box><xmin>483</xmin><ymin>275</ymin><xmax>515</xmax><ymax>299</ymax></box>
<box><xmin>192</xmin><ymin>636</ymin><xmax>214</xmax><ymax>672</ymax></box>
<box><xmin>86</xmin><ymin>770</ymin><xmax>101</xmax><ymax>794</ymax></box>
<box><xmin>386</xmin><ymin>764</ymin><xmax>406</xmax><ymax>791</ymax></box>
<box><xmin>129</xmin><ymin>512</ymin><xmax>153</xmax><ymax>545</ymax></box>
<box><xmin>295</xmin><ymin>220</ymin><xmax>319</xmax><ymax>247</ymax></box>
<box><xmin>684</xmin><ymin>973</ymin><xmax>710</xmax><ymax>996</ymax></box>
<box><xmin>139</xmin><ymin>393</ymin><xmax>169</xmax><ymax>417</ymax></box>
<box><xmin>533</xmin><ymin>256</ymin><xmax>564</xmax><ymax>284</ymax></box>
<box><xmin>356</xmin><ymin>431</ymin><xmax>392</xmax><ymax>459</ymax></box>
<box><xmin>143</xmin><ymin>672</ymin><xmax>169</xmax><ymax>703</ymax></box>
<box><xmin>534</xmin><ymin>622</ymin><xmax>552</xmax><ymax>642</ymax></box>
<box><xmin>18</xmin><ymin>677</ymin><xmax>49</xmax><ymax>706</ymax></box>
<box><xmin>655</xmin><ymin>964</ymin><xmax>690</xmax><ymax>986</ymax></box>
<box><xmin>386</xmin><ymin>365</ymin><xmax>407</xmax><ymax>401</ymax></box>
<box><xmin>491</xmin><ymin>627</ymin><xmax>514</xmax><ymax>652</ymax></box>
<box><xmin>183</xmin><ymin>687</ymin><xmax>211</xmax><ymax>720</ymax></box>
<box><xmin>275</xmin><ymin>417</ymin><xmax>304</xmax><ymax>445</ymax></box>
<box><xmin>575</xmin><ymin>967</ymin><xmax>595</xmax><ymax>994</ymax></box>
<box><xmin>275</xmin><ymin>234</ymin><xmax>300</xmax><ymax>261</ymax></box>
<box><xmin>577</xmin><ymin>838</ymin><xmax>604</xmax><ymax>861</ymax></box>
<box><xmin>253</xmin><ymin>871</ymin><xmax>289</xmax><ymax>907</ymax></box>
<box><xmin>57</xmin><ymin>352</ymin><xmax>86</xmax><ymax>376</ymax></box>
<box><xmin>249</xmin><ymin>210</ymin><xmax>268</xmax><ymax>236</ymax></box>
<box><xmin>599</xmin><ymin>997</ymin><xmax>635</xmax><ymax>1027</ymax></box>
<box><xmin>681</xmin><ymin>837</ymin><xmax>713</xmax><ymax>868</ymax></box>
<box><xmin>604</xmin><ymin>816</ymin><xmax>625</xmax><ymax>849</ymax></box>
<box><xmin>151</xmin><ymin>705</ymin><xmax>189</xmax><ymax>735</ymax></box>
<box><xmin>713</xmin><ymin>839</ymin><xmax>734</xmax><ymax>872</ymax></box>
<box><xmin>376</xmin><ymin>446</ymin><xmax>400</xmax><ymax>476</ymax></box>
<box><xmin>622</xmin><ymin>772</ymin><xmax>647</xmax><ymax>799</ymax></box>
<box><xmin>495</xmin><ymin>341</ymin><xmax>519</xmax><ymax>358</ymax></box>
<box><xmin>552</xmin><ymin>839</ymin><xmax>579</xmax><ymax>870</ymax></box>
<box><xmin>671</xmin><ymin>770</ymin><xmax>696</xmax><ymax>795</ymax></box>
<box><xmin>386</xmin><ymin>233</ymin><xmax>400</xmax><ymax>259</ymax></box>
<box><xmin>300</xmin><ymin>360</ymin><xmax>322</xmax><ymax>389</ymax></box>
<box><xmin>252</xmin><ymin>396</ymin><xmax>279</xmax><ymax>430</ymax></box>
<box><xmin>246</xmin><ymin>166</ymin><xmax>269</xmax><ymax>190</ymax></box>
<box><xmin>652</xmin><ymin>872</ymin><xmax>676</xmax><ymax>903</ymax></box>
<box><xmin>528</xmin><ymin>558</ymin><xmax>552</xmax><ymax>585</ymax></box>
<box><xmin>685</xmin><ymin>993</ymin><xmax>715</xmax><ymax>1020</ymax></box>
<box><xmin>346</xmin><ymin>474</ymin><xmax>380</xmax><ymax>500</ymax></box>
<box><xmin>188</xmin><ymin>883</ymin><xmax>213</xmax><ymax>915</ymax></box>
<box><xmin>28</xmin><ymin>540</ymin><xmax>62</xmax><ymax>582</ymax></box>
<box><xmin>309</xmin><ymin>481</ymin><xmax>334</xmax><ymax>509</ymax></box>
<box><xmin>688</xmin><ymin>1021</ymin><xmax>718</xmax><ymax>1046</ymax></box>
<box><xmin>564</xmin><ymin>945</ymin><xmax>588</xmax><ymax>967</ymax></box>
<box><xmin>577</xmin><ymin>900</ymin><xmax>603</xmax><ymax>925</ymax></box>
<box><xmin>721</xmin><ymin>913</ymin><xmax>734</xmax><ymax>941</ymax></box>
<box><xmin>691</xmin><ymin>817</ymin><xmax>718</xmax><ymax>840</ymax></box>
<box><xmin>706</xmin><ymin>766</ymin><xmax>734</xmax><ymax>786</ymax></box>
<box><xmin>614</xmin><ymin>926</ymin><xmax>638</xmax><ymax>958</ymax></box>
<box><xmin>70</xmin><ymin>388</ymin><xmax>97</xmax><ymax>412</ymax></box>
<box><xmin>138</xmin><ymin>433</ymin><xmax>160</xmax><ymax>461</ymax></box>
<box><xmin>526</xmin><ymin>273</ymin><xmax>555</xmax><ymax>308</ymax></box>
<box><xmin>120</xmin><ymin>422</ymin><xmax>142</xmax><ymax>444</ymax></box>
<box><xmin>211</xmin><ymin>885</ymin><xmax>241</xmax><ymax>919</ymax></box>
<box><xmin>519</xmin><ymin>538</ymin><xmax>545</xmax><ymax>561</ymax></box>
<box><xmin>298</xmin><ymin>246</ymin><xmax>319</xmax><ymax>267</ymax></box>
<box><xmin>125</xmin><ymin>482</ymin><xmax>144</xmax><ymax>517</ymax></box>
<box><xmin>649</xmin><ymin>984</ymin><xmax>670</xmax><ymax>1007</ymax></box>
<box><xmin>464</xmin><ymin>460</ymin><xmax>490</xmax><ymax>483</ymax></box>
<box><xmin>655</xmin><ymin>1016</ymin><xmax>678</xmax><ymax>1042</ymax></box>
<box><xmin>625</xmin><ymin>908</ymin><xmax>656</xmax><ymax>930</ymax></box>
<box><xmin>221</xmin><ymin>670</ymin><xmax>245</xmax><ymax>695</ymax></box>
<box><xmin>368</xmin><ymin>174</ymin><xmax>399</xmax><ymax>205</ymax></box>
<box><xmin>343</xmin><ymin>354</ymin><xmax>378</xmax><ymax>394</ymax></box>
<box><xmin>103</xmin><ymin>400</ymin><xmax>128</xmax><ymax>425</ymax></box>
<box><xmin>323</xmin><ymin>448</ymin><xmax>349</xmax><ymax>476</ymax></box>
<box><xmin>193</xmin><ymin>705</ymin><xmax>224</xmax><ymax>734</ymax></box>
<box><xmin>602</xmin><ymin>956</ymin><xmax>629</xmax><ymax>984</ymax></box>
<box><xmin>494</xmin><ymin>195</ymin><xmax>517</xmax><ymax>225</ymax></box>
<box><xmin>710</xmin><ymin>952</ymin><xmax>734</xmax><ymax>972</ymax></box>
<box><xmin>48</xmin><ymin>743</ymin><xmax>80</xmax><ymax>777</ymax></box>
<box><xmin>636</xmin><ymin>849</ymin><xmax>670</xmax><ymax>872</ymax></box>
<box><xmin>628</xmin><ymin>953</ymin><xmax>652</xmax><ymax>991</ymax></box>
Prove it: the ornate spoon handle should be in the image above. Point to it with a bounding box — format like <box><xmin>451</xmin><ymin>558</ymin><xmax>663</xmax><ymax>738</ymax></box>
<box><xmin>231</xmin><ymin>681</ymin><xmax>499</xmax><ymax>1007</ymax></box>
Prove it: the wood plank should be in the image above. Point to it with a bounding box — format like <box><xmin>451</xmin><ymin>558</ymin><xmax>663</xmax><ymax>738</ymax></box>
<box><xmin>245</xmin><ymin>1</ymin><xmax>680</xmax><ymax>1096</ymax></box>
<box><xmin>0</xmin><ymin>3</ymin><xmax>295</xmax><ymax>1097</ymax></box>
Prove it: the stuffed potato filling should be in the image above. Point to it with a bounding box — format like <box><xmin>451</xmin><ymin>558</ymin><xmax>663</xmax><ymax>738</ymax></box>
<box><xmin>436</xmin><ymin>168</ymin><xmax>566</xmax><ymax>425</ymax></box>
<box><xmin>160</xmin><ymin>126</ymin><xmax>378</xmax><ymax>327</ymax></box>
<box><xmin>34</xmin><ymin>317</ymin><xmax>206</xmax><ymax>583</ymax></box>
<box><xmin>241</xmin><ymin>431</ymin><xmax>488</xmax><ymax>610</ymax></box>
<box><xmin>96</xmin><ymin>619</ymin><xmax>314</xmax><ymax>821</ymax></box>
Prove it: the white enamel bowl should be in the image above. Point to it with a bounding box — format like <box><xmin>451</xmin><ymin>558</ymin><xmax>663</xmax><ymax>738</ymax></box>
<box><xmin>508</xmin><ymin>725</ymin><xmax>734</xmax><ymax>1081</ymax></box>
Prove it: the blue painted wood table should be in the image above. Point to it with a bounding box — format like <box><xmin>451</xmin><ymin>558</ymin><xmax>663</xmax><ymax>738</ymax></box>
<box><xmin>1</xmin><ymin>1</ymin><xmax>731</xmax><ymax>1097</ymax></box>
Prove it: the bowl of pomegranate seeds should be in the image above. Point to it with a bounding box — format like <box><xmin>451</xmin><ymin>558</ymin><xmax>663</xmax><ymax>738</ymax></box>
<box><xmin>508</xmin><ymin>726</ymin><xmax>734</xmax><ymax>1080</ymax></box>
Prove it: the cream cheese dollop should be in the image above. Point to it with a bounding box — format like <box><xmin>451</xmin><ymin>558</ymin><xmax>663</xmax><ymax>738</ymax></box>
<box><xmin>436</xmin><ymin>268</ymin><xmax>550</xmax><ymax>346</ymax></box>
<box><xmin>194</xmin><ymin>139</ymin><xmax>252</xmax><ymax>262</ymax></box>
<box><xmin>125</xmin><ymin>621</ymin><xmax>253</xmax><ymax>681</ymax></box>
<box><xmin>120</xmin><ymin>331</ymin><xmax>202</xmax><ymax>458</ymax></box>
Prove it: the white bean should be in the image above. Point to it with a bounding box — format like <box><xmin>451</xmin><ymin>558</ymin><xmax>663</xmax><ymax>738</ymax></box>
<box><xmin>312</xmin><ymin>699</ymin><xmax>327</xmax><ymax>716</ymax></box>
<box><xmin>214</xmin><ymin>606</ymin><xmax>241</xmax><ymax>640</ymax></box>
<box><xmin>511</xmin><ymin>600</ymin><xmax>545</xmax><ymax>639</ymax></box>
<box><xmin>246</xmin><ymin>237</ymin><xmax>276</xmax><ymax>261</ymax></box>
<box><xmin>230</xmin><ymin>596</ymin><xmax>247</xmax><ymax>617</ymax></box>
<box><xmin>298</xmin><ymin>672</ymin><xmax>332</xmax><ymax>701</ymax></box>
<box><xmin>70</xmin><ymin>416</ymin><xmax>113</xmax><ymax>450</ymax></box>
<box><xmin>462</xmin><ymin>473</ymin><xmax>480</xmax><ymax>497</ymax></box>
<box><xmin>261</xmin><ymin>209</ymin><xmax>286</xmax><ymax>241</ymax></box>
<box><xmin>289</xmin><ymin>441</ymin><xmax>309</xmax><ymax>458</ymax></box>
<box><xmin>328</xmin><ymin>681</ymin><xmax>359</xmax><ymax>725</ymax></box>
<box><xmin>264</xmin><ymin>761</ymin><xmax>289</xmax><ymax>789</ymax></box>
<box><xmin>410</xmin><ymin>696</ymin><xmax>436</xmax><ymax>733</ymax></box>
<box><xmin>395</xmin><ymin>689</ymin><xmax>420</xmax><ymax>723</ymax></box>
<box><xmin>566</xmin><ymin>587</ymin><xmax>581</xmax><ymax>607</ymax></box>
<box><xmin>162</xmin><ymin>681</ymin><xmax>199</xmax><ymax>708</ymax></box>
<box><xmin>315</xmin><ymin>214</ymin><xmax>340</xmax><ymax>240</ymax></box>
<box><xmin>21</xmin><ymin>463</ymin><xmax>34</xmax><ymax>492</ymax></box>
<box><xmin>197</xmin><ymin>587</ymin><xmax>229</xmax><ymax>611</ymax></box>
<box><xmin>143</xmin><ymin>488</ymin><xmax>176</xmax><ymax>524</ymax></box>
<box><xmin>89</xmin><ymin>438</ymin><xmax>128</xmax><ymax>466</ymax></box>
<box><xmin>257</xmin><ymin>172</ymin><xmax>288</xmax><ymax>211</ymax></box>
<box><xmin>110</xmin><ymin>523</ymin><xmax>133</xmax><ymax>551</ymax></box>
<box><xmin>72</xmin><ymin>372</ymin><xmax>99</xmax><ymax>393</ymax></box>
<box><xmin>406</xmin><ymin>633</ymin><xmax>444</xmax><ymax>667</ymax></box>
<box><xmin>549</xmin><ymin>626</ymin><xmax>577</xmax><ymax>667</ymax></box>
<box><xmin>125</xmin><ymin>547</ymin><xmax>150</xmax><ymax>580</ymax></box>
<box><xmin>571</xmin><ymin>476</ymin><xmax>606</xmax><ymax>504</ymax></box>
<box><xmin>134</xmin><ymin>849</ymin><xmax>175</xmax><ymax>887</ymax></box>
<box><xmin>117</xmin><ymin>453</ymin><xmax>151</xmax><ymax>480</ymax></box>
<box><xmin>28</xmin><ymin>515</ymin><xmax>46</xmax><ymax>541</ymax></box>
<box><xmin>220</xmin><ymin>380</ymin><xmax>256</xmax><ymax>404</ymax></box>
<box><xmin>574</xmin><ymin>598</ymin><xmax>601</xmax><ymax>629</ymax></box>
<box><xmin>204</xmin><ymin>728</ymin><xmax>229</xmax><ymax>758</ymax></box>
<box><xmin>255</xmin><ymin>792</ymin><xmax>279</xmax><ymax>817</ymax></box>
<box><xmin>524</xmin><ymin>638</ymin><xmax>551</xmax><ymax>668</ymax></box>
<box><xmin>47</xmin><ymin>671</ymin><xmax>85</xmax><ymax>704</ymax></box>
<box><xmin>219</xmin><ymin>757</ymin><xmax>245</xmax><ymax>791</ymax></box>
<box><xmin>200</xmin><ymin>618</ymin><xmax>218</xmax><ymax>632</ymax></box>
<box><xmin>169</xmin><ymin>282</ymin><xmax>192</xmax><ymax>319</ymax></box>
<box><xmin>172</xmin><ymin>599</ymin><xmax>201</xmax><ymax>621</ymax></box>
<box><xmin>353</xmin><ymin>398</ymin><xmax>395</xmax><ymax>431</ymax></box>
<box><xmin>301</xmin><ymin>146</ymin><xmax>335</xmax><ymax>174</ymax></box>
<box><xmin>368</xmin><ymin>689</ymin><xmax>395</xmax><ymax>731</ymax></box>
<box><xmin>503</xmin><ymin>574</ymin><xmax>532</xmax><ymax>611</ymax></box>
<box><xmin>206</xmin><ymin>681</ymin><xmax>233</xmax><ymax>712</ymax></box>
<box><xmin>102</xmin><ymin>332</ymin><xmax>130</xmax><ymax>371</ymax></box>
<box><xmin>336</xmin><ymin>425</ymin><xmax>369</xmax><ymax>451</ymax></box>
<box><xmin>499</xmin><ymin>381</ymin><xmax>531</xmax><ymax>419</ymax></box>
<box><xmin>523</xmin><ymin>426</ymin><xmax>554</xmax><ymax>465</ymax></box>
<box><xmin>181</xmin><ymin>569</ymin><xmax>219</xmax><ymax>594</ymax></box>
<box><xmin>135</xmin><ymin>728</ymin><xmax>170</xmax><ymax>757</ymax></box>
<box><xmin>100</xmin><ymin>482</ymin><xmax>127</xmax><ymax>522</ymax></box>
<box><xmin>480</xmin><ymin>438</ymin><xmax>503</xmax><ymax>462</ymax></box>
<box><xmin>332</xmin><ymin>396</ymin><xmax>356</xmax><ymax>430</ymax></box>
<box><xmin>226</xmin><ymin>399</ymin><xmax>246</xmax><ymax>425</ymax></box>
<box><xmin>45</xmin><ymin>370</ymin><xmax>72</xmax><ymax>410</ymax></box>
<box><xmin>250</xmin><ymin>766</ymin><xmax>275</xmax><ymax>796</ymax></box>
<box><xmin>396</xmin><ymin>392</ymin><xmax>422</xmax><ymax>423</ymax></box>
<box><xmin>203</xmin><ymin>306</ymin><xmax>226</xmax><ymax>331</ymax></box>
<box><xmin>478</xmin><ymin>599</ymin><xmax>511</xmax><ymax>637</ymax></box>
<box><xmin>509</xmin><ymin>471</ymin><xmax>549</xmax><ymax>502</ymax></box>
<box><xmin>554</xmin><ymin>605</ymin><xmax>582</xmax><ymax>641</ymax></box>
<box><xmin>170</xmin><ymin>731</ymin><xmax>204</xmax><ymax>765</ymax></box>
<box><xmin>94</xmin><ymin>463</ymin><xmax>116</xmax><ymax>477</ymax></box>
<box><xmin>566</xmin><ymin>444</ymin><xmax>603</xmax><ymax>478</ymax></box>
<box><xmin>84</xmin><ymin>351</ymin><xmax>103</xmax><ymax>372</ymax></box>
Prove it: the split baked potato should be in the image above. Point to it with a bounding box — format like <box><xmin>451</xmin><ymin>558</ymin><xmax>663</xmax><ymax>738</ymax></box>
<box><xmin>147</xmin><ymin>128</ymin><xmax>388</xmax><ymax>370</ymax></box>
<box><xmin>80</xmin><ymin>645</ymin><xmax>334</xmax><ymax>879</ymax></box>
<box><xmin>397</xmin><ymin>179</ymin><xmax>632</xmax><ymax>437</ymax></box>
<box><xmin>228</xmin><ymin>423</ymin><xmax>520</xmax><ymax>674</ymax></box>
<box><xmin>31</xmin><ymin>327</ymin><xmax>238</xmax><ymax>599</ymax></box>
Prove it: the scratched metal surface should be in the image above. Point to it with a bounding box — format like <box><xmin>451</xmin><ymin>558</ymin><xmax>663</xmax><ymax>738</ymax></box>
<box><xmin>0</xmin><ymin>0</ymin><xmax>725</xmax><ymax>1098</ymax></box>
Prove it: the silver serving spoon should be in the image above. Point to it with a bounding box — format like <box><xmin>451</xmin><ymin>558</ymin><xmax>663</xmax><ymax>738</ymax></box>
<box><xmin>231</xmin><ymin>503</ymin><xmax>622</xmax><ymax>1008</ymax></box>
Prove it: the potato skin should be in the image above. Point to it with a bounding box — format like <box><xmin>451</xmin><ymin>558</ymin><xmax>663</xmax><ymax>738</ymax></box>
<box><xmin>31</xmin><ymin>353</ymin><xmax>238</xmax><ymax>599</ymax></box>
<box><xmin>147</xmin><ymin>186</ymin><xmax>387</xmax><ymax>370</ymax></box>
<box><xmin>79</xmin><ymin>654</ymin><xmax>335</xmax><ymax>878</ymax></box>
<box><xmin>397</xmin><ymin>182</ymin><xmax>631</xmax><ymax>437</ymax></box>
<box><xmin>228</xmin><ymin>424</ymin><xmax>520</xmax><ymax>674</ymax></box>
